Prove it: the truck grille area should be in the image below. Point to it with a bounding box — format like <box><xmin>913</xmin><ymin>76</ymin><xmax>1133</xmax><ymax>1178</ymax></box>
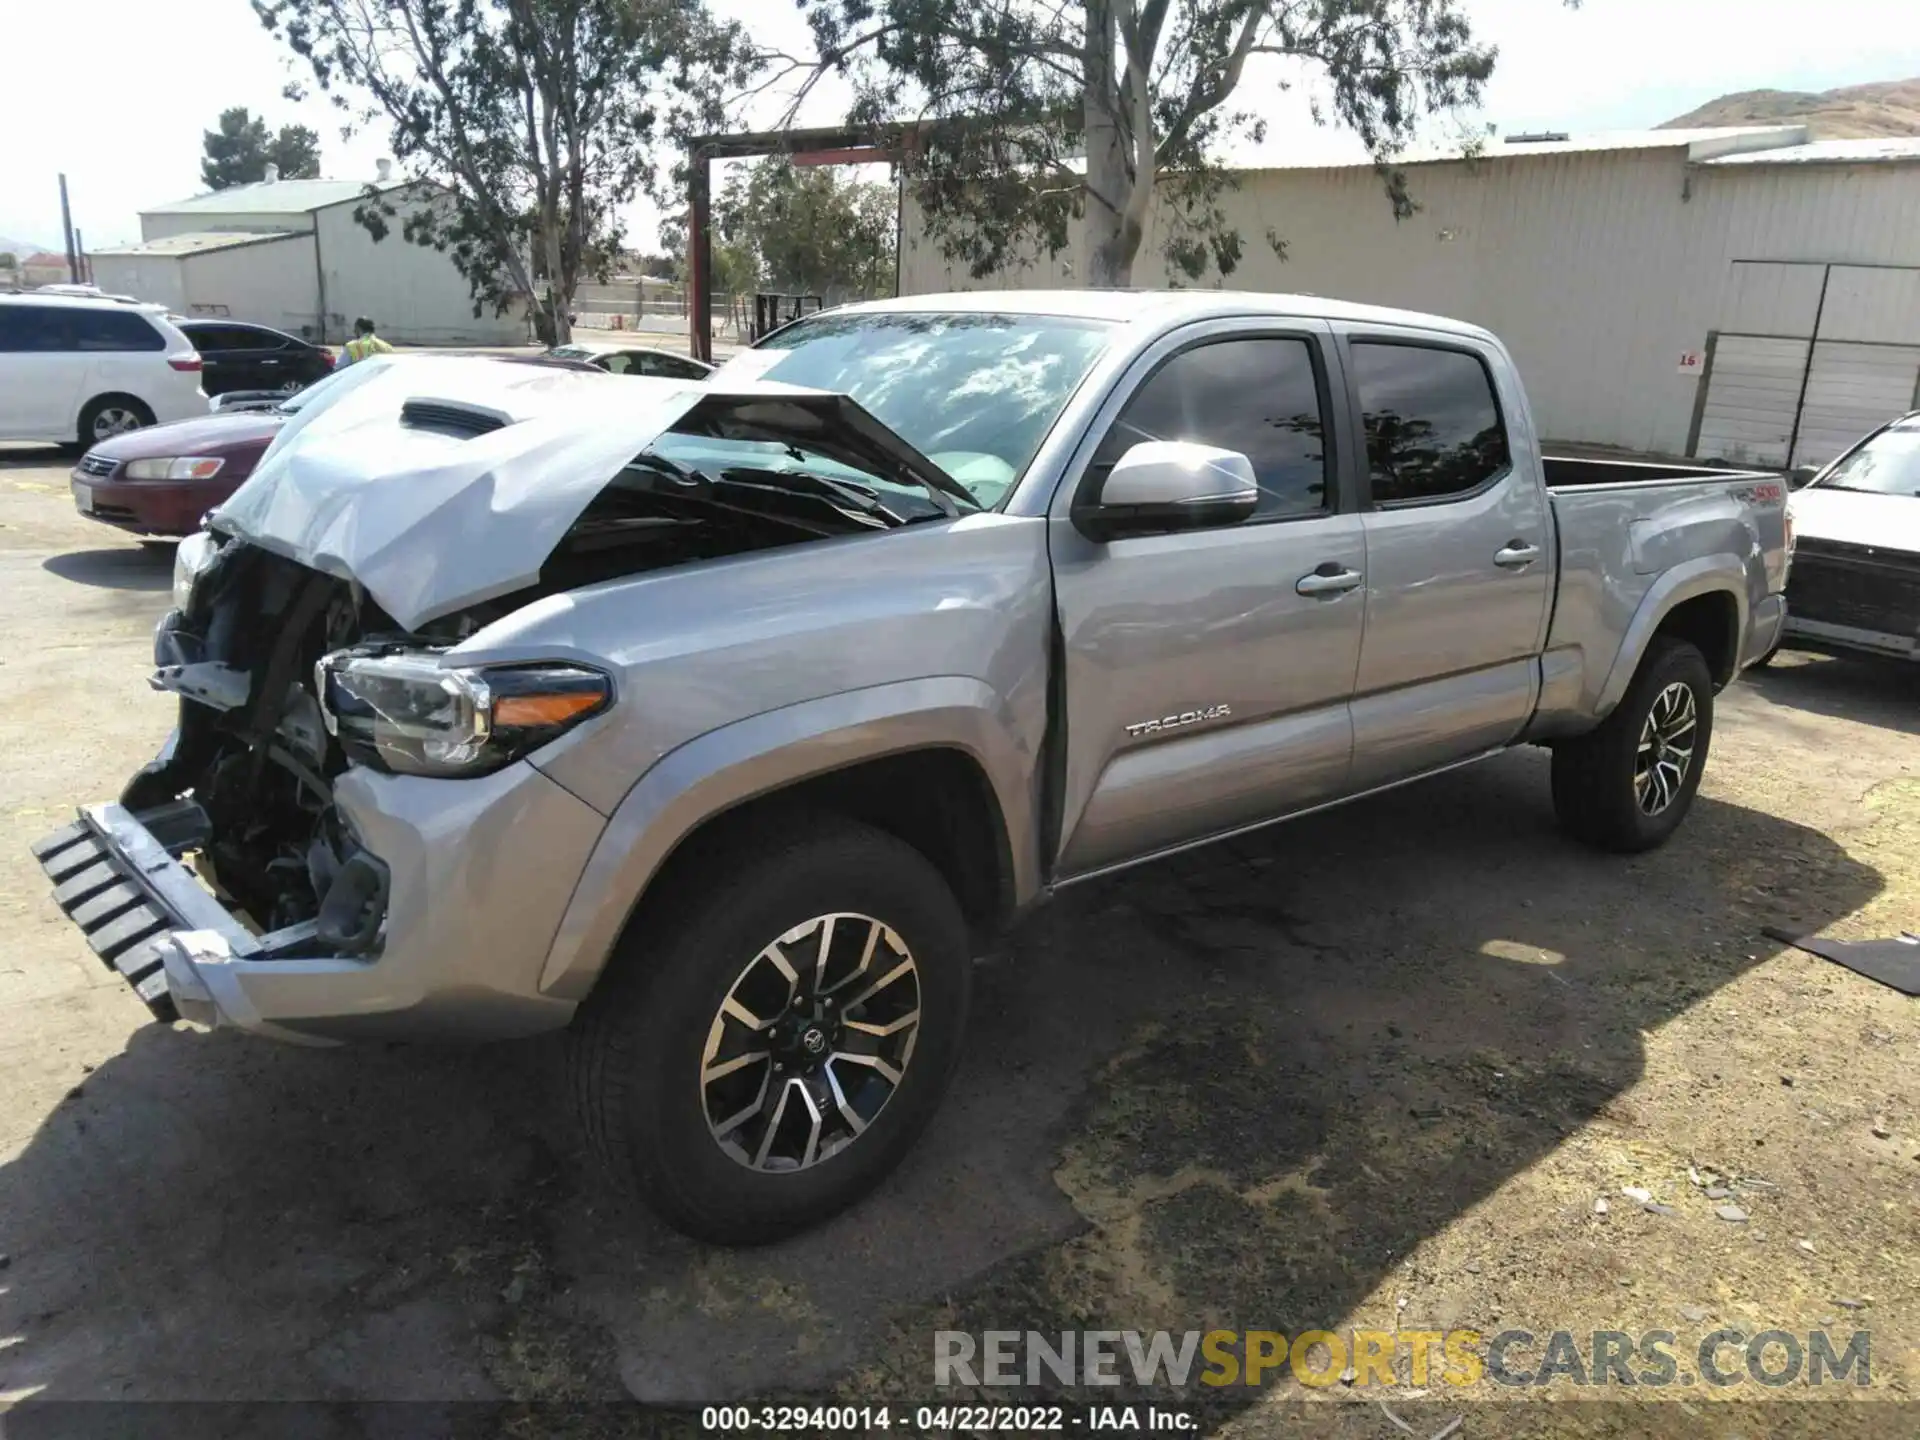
<box><xmin>1786</xmin><ymin>539</ymin><xmax>1920</xmax><ymax>637</ymax></box>
<box><xmin>31</xmin><ymin>818</ymin><xmax>180</xmax><ymax>1022</ymax></box>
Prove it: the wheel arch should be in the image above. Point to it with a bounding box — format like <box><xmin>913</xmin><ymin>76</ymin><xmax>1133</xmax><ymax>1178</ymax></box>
<box><xmin>538</xmin><ymin>678</ymin><xmax>1037</xmax><ymax>1001</ymax></box>
<box><xmin>1594</xmin><ymin>558</ymin><xmax>1748</xmax><ymax>720</ymax></box>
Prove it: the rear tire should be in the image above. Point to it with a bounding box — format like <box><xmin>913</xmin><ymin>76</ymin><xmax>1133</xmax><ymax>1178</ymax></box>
<box><xmin>569</xmin><ymin>814</ymin><xmax>972</xmax><ymax>1245</ymax></box>
<box><xmin>78</xmin><ymin>395</ymin><xmax>156</xmax><ymax>447</ymax></box>
<box><xmin>1552</xmin><ymin>636</ymin><xmax>1714</xmax><ymax>853</ymax></box>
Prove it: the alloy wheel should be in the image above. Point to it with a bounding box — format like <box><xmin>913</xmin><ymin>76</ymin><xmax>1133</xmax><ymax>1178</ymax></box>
<box><xmin>1634</xmin><ymin>681</ymin><xmax>1698</xmax><ymax>816</ymax></box>
<box><xmin>91</xmin><ymin>407</ymin><xmax>143</xmax><ymax>439</ymax></box>
<box><xmin>700</xmin><ymin>912</ymin><xmax>922</xmax><ymax>1172</ymax></box>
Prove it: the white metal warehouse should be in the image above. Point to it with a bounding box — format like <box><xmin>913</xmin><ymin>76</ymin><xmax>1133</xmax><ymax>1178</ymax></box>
<box><xmin>897</xmin><ymin>125</ymin><xmax>1920</xmax><ymax>469</ymax></box>
<box><xmin>89</xmin><ymin>169</ymin><xmax>526</xmax><ymax>348</ymax></box>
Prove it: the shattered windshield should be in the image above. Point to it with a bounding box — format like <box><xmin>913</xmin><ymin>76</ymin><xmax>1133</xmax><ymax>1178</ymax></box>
<box><xmin>1817</xmin><ymin>420</ymin><xmax>1920</xmax><ymax>497</ymax></box>
<box><xmin>720</xmin><ymin>311</ymin><xmax>1114</xmax><ymax>508</ymax></box>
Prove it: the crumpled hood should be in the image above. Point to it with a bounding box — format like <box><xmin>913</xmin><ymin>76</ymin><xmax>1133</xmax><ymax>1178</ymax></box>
<box><xmin>1790</xmin><ymin>485</ymin><xmax>1920</xmax><ymax>554</ymax></box>
<box><xmin>209</xmin><ymin>353</ymin><xmax>967</xmax><ymax>632</ymax></box>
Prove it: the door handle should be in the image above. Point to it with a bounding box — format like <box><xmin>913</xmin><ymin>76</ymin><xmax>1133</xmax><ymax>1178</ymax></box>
<box><xmin>1295</xmin><ymin>566</ymin><xmax>1364</xmax><ymax>597</ymax></box>
<box><xmin>1494</xmin><ymin>541</ymin><xmax>1541</xmax><ymax>569</ymax></box>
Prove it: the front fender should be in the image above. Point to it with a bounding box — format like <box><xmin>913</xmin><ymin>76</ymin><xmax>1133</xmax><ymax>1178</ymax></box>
<box><xmin>536</xmin><ymin>676</ymin><xmax>1039</xmax><ymax>1000</ymax></box>
<box><xmin>1593</xmin><ymin>555</ymin><xmax>1749</xmax><ymax>720</ymax></box>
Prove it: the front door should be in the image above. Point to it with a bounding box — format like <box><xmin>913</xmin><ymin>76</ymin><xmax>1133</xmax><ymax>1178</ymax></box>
<box><xmin>1049</xmin><ymin>320</ymin><xmax>1367</xmax><ymax>878</ymax></box>
<box><xmin>1332</xmin><ymin>328</ymin><xmax>1553</xmax><ymax>788</ymax></box>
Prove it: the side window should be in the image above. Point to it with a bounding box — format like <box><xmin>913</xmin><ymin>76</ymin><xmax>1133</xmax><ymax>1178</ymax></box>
<box><xmin>186</xmin><ymin>325</ymin><xmax>245</xmax><ymax>352</ymax></box>
<box><xmin>601</xmin><ymin>353</ymin><xmax>633</xmax><ymax>375</ymax></box>
<box><xmin>654</xmin><ymin>355</ymin><xmax>709</xmax><ymax>379</ymax></box>
<box><xmin>1349</xmin><ymin>342</ymin><xmax>1511</xmax><ymax>504</ymax></box>
<box><xmin>72</xmin><ymin>310</ymin><xmax>167</xmax><ymax>352</ymax></box>
<box><xmin>1089</xmin><ymin>337</ymin><xmax>1330</xmax><ymax>520</ymax></box>
<box><xmin>221</xmin><ymin>326</ymin><xmax>274</xmax><ymax>352</ymax></box>
<box><xmin>0</xmin><ymin>306</ymin><xmax>63</xmax><ymax>352</ymax></box>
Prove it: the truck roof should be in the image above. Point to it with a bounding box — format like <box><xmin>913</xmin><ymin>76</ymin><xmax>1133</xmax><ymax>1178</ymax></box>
<box><xmin>845</xmin><ymin>288</ymin><xmax>1499</xmax><ymax>342</ymax></box>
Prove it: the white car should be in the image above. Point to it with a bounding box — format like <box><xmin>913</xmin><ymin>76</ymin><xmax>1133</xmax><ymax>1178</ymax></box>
<box><xmin>0</xmin><ymin>293</ymin><xmax>208</xmax><ymax>447</ymax></box>
<box><xmin>547</xmin><ymin>337</ymin><xmax>714</xmax><ymax>379</ymax></box>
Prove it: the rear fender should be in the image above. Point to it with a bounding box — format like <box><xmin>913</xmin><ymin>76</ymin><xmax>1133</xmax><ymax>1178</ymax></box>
<box><xmin>1593</xmin><ymin>555</ymin><xmax>1749</xmax><ymax>719</ymax></box>
<box><xmin>536</xmin><ymin>676</ymin><xmax>1038</xmax><ymax>1000</ymax></box>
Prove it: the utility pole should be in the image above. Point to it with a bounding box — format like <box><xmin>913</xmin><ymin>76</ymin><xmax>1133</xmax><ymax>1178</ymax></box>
<box><xmin>58</xmin><ymin>173</ymin><xmax>78</xmax><ymax>283</ymax></box>
<box><xmin>73</xmin><ymin>229</ymin><xmax>87</xmax><ymax>284</ymax></box>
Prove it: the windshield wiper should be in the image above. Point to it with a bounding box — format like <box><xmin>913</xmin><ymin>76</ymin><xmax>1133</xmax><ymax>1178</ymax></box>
<box><xmin>625</xmin><ymin>454</ymin><xmax>892</xmax><ymax>535</ymax></box>
<box><xmin>636</xmin><ymin>450</ymin><xmax>909</xmax><ymax>526</ymax></box>
<box><xmin>754</xmin><ymin>466</ymin><xmax>909</xmax><ymax>525</ymax></box>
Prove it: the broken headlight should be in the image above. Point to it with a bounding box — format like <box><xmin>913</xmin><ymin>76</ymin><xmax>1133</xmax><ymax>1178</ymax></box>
<box><xmin>316</xmin><ymin>651</ymin><xmax>611</xmax><ymax>778</ymax></box>
<box><xmin>172</xmin><ymin>530</ymin><xmax>220</xmax><ymax>611</ymax></box>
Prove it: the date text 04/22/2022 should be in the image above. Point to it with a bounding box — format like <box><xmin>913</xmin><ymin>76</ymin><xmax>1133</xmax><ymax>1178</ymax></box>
<box><xmin>699</xmin><ymin>1405</ymin><xmax>1196</xmax><ymax>1431</ymax></box>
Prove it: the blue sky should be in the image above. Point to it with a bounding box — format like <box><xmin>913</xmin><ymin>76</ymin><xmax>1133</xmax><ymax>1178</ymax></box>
<box><xmin>1</xmin><ymin>0</ymin><xmax>1915</xmax><ymax>256</ymax></box>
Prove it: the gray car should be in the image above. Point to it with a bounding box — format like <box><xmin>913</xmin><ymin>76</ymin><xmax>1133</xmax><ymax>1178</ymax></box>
<box><xmin>33</xmin><ymin>292</ymin><xmax>1790</xmax><ymax>1243</ymax></box>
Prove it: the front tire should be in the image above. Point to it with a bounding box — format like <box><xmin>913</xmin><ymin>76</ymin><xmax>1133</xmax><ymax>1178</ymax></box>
<box><xmin>1552</xmin><ymin>637</ymin><xmax>1714</xmax><ymax>853</ymax></box>
<box><xmin>570</xmin><ymin>815</ymin><xmax>972</xmax><ymax>1245</ymax></box>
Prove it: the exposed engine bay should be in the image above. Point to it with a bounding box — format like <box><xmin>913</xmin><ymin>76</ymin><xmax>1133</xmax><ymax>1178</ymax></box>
<box><xmin>135</xmin><ymin>445</ymin><xmax>935</xmax><ymax>946</ymax></box>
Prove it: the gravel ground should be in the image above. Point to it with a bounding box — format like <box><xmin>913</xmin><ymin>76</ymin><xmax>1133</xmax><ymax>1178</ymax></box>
<box><xmin>0</xmin><ymin>445</ymin><xmax>1915</xmax><ymax>1436</ymax></box>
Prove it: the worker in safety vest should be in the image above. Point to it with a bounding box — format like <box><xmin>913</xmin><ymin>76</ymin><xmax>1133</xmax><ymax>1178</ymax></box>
<box><xmin>335</xmin><ymin>317</ymin><xmax>394</xmax><ymax>368</ymax></box>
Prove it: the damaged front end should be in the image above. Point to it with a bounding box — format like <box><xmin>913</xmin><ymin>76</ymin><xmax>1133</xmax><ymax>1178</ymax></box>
<box><xmin>34</xmin><ymin>536</ymin><xmax>416</xmax><ymax>1028</ymax></box>
<box><xmin>35</xmin><ymin>532</ymin><xmax>620</xmax><ymax>1033</ymax></box>
<box><xmin>30</xmin><ymin>357</ymin><xmax>977</xmax><ymax>1038</ymax></box>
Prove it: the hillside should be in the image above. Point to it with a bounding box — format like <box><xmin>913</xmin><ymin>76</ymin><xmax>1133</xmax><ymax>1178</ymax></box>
<box><xmin>1661</xmin><ymin>77</ymin><xmax>1920</xmax><ymax>138</ymax></box>
<box><xmin>0</xmin><ymin>235</ymin><xmax>55</xmax><ymax>261</ymax></box>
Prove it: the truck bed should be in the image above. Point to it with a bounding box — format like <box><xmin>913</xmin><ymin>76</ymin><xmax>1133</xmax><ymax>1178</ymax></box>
<box><xmin>1529</xmin><ymin>456</ymin><xmax>1790</xmax><ymax>740</ymax></box>
<box><xmin>1542</xmin><ymin>455</ymin><xmax>1780</xmax><ymax>490</ymax></box>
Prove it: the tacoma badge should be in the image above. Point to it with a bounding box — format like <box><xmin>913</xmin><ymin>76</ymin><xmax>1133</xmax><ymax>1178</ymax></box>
<box><xmin>1124</xmin><ymin>704</ymin><xmax>1232</xmax><ymax>738</ymax></box>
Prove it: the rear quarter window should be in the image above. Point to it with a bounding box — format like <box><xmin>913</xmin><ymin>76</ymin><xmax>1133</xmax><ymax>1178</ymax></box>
<box><xmin>72</xmin><ymin>309</ymin><xmax>168</xmax><ymax>352</ymax></box>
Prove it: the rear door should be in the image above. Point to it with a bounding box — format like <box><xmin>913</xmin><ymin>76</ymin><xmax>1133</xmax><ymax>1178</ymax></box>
<box><xmin>1048</xmin><ymin>319</ymin><xmax>1368</xmax><ymax>877</ymax></box>
<box><xmin>1332</xmin><ymin>328</ymin><xmax>1553</xmax><ymax>788</ymax></box>
<box><xmin>0</xmin><ymin>305</ymin><xmax>47</xmax><ymax>437</ymax></box>
<box><xmin>183</xmin><ymin>324</ymin><xmax>255</xmax><ymax>395</ymax></box>
<box><xmin>0</xmin><ymin>305</ymin><xmax>87</xmax><ymax>441</ymax></box>
<box><xmin>227</xmin><ymin>325</ymin><xmax>307</xmax><ymax>392</ymax></box>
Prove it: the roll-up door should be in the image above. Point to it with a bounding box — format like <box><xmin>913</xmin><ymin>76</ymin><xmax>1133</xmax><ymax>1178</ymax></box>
<box><xmin>1791</xmin><ymin>342</ymin><xmax>1920</xmax><ymax>469</ymax></box>
<box><xmin>1694</xmin><ymin>335</ymin><xmax>1812</xmax><ymax>467</ymax></box>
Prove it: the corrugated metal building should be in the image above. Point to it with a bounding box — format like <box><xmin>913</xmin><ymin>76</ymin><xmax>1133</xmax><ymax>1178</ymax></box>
<box><xmin>91</xmin><ymin>169</ymin><xmax>527</xmax><ymax>347</ymax></box>
<box><xmin>897</xmin><ymin>125</ymin><xmax>1920</xmax><ymax>468</ymax></box>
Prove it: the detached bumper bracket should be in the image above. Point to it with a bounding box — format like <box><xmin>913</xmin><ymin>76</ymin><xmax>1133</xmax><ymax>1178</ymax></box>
<box><xmin>34</xmin><ymin>819</ymin><xmax>178</xmax><ymax>1022</ymax></box>
<box><xmin>32</xmin><ymin>803</ymin><xmax>259</xmax><ymax>1025</ymax></box>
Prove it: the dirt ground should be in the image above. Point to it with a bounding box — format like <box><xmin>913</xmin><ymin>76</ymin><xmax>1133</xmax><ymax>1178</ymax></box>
<box><xmin>0</xmin><ymin>445</ymin><xmax>1916</xmax><ymax>1437</ymax></box>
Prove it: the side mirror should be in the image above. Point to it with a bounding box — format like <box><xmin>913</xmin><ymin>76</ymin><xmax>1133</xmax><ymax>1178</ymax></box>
<box><xmin>1788</xmin><ymin>466</ymin><xmax>1819</xmax><ymax>490</ymax></box>
<box><xmin>1073</xmin><ymin>440</ymin><xmax>1260</xmax><ymax>542</ymax></box>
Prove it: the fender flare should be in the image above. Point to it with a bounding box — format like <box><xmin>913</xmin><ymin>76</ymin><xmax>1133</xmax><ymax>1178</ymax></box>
<box><xmin>536</xmin><ymin>676</ymin><xmax>1038</xmax><ymax>1000</ymax></box>
<box><xmin>1593</xmin><ymin>554</ymin><xmax>1749</xmax><ymax>720</ymax></box>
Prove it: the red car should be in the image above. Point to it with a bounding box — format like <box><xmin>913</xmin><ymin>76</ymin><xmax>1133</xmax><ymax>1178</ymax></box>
<box><xmin>70</xmin><ymin>408</ymin><xmax>284</xmax><ymax>538</ymax></box>
<box><xmin>68</xmin><ymin>352</ymin><xmax>601</xmax><ymax>538</ymax></box>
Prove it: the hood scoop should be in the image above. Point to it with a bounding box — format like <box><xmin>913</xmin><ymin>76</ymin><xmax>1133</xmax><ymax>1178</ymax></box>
<box><xmin>210</xmin><ymin>357</ymin><xmax>969</xmax><ymax>632</ymax></box>
<box><xmin>400</xmin><ymin>398</ymin><xmax>513</xmax><ymax>439</ymax></box>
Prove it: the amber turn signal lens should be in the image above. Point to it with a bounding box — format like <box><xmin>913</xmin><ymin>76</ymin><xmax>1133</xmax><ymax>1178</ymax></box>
<box><xmin>493</xmin><ymin>691</ymin><xmax>604</xmax><ymax>727</ymax></box>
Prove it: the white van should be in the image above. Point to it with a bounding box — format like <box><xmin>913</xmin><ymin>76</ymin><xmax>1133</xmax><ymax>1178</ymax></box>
<box><xmin>0</xmin><ymin>294</ymin><xmax>208</xmax><ymax>447</ymax></box>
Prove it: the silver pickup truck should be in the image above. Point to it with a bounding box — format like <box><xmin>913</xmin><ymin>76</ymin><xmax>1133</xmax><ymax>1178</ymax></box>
<box><xmin>33</xmin><ymin>291</ymin><xmax>1789</xmax><ymax>1243</ymax></box>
